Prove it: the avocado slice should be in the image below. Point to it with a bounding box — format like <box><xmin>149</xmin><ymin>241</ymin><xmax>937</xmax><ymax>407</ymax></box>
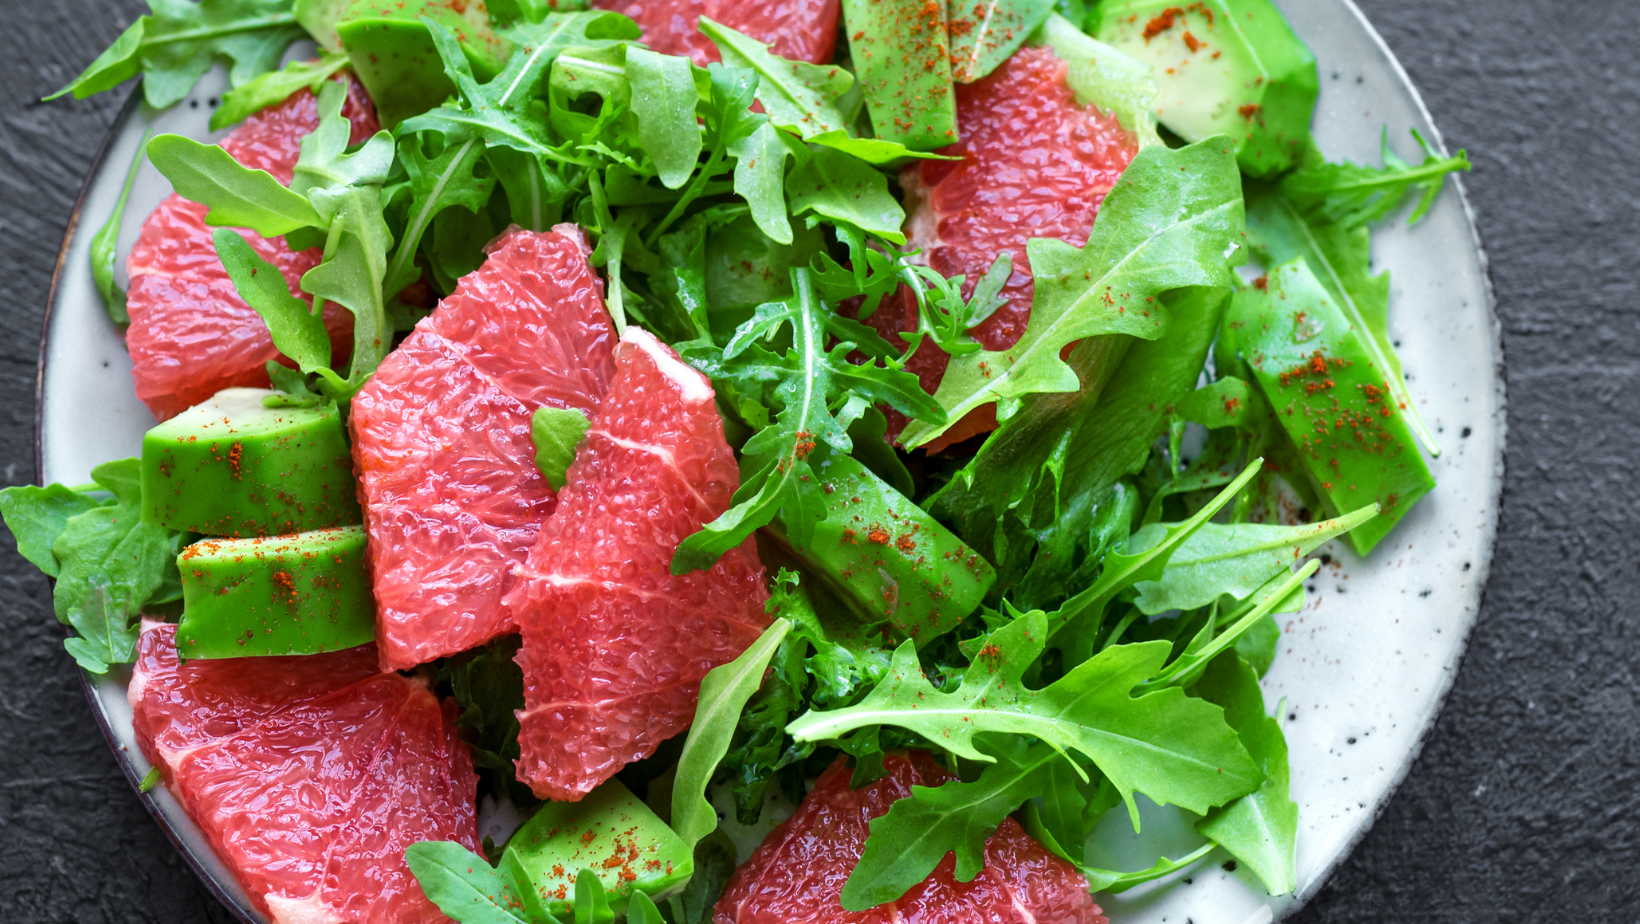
<box><xmin>1095</xmin><ymin>0</ymin><xmax>1318</xmax><ymax>176</ymax></box>
<box><xmin>768</xmin><ymin>452</ymin><xmax>995</xmax><ymax>646</ymax></box>
<box><xmin>141</xmin><ymin>388</ymin><xmax>360</xmax><ymax>538</ymax></box>
<box><xmin>841</xmin><ymin>0</ymin><xmax>960</xmax><ymax>151</ymax></box>
<box><xmin>500</xmin><ymin>779</ymin><xmax>693</xmax><ymax>918</ymax></box>
<box><xmin>336</xmin><ymin>0</ymin><xmax>514</xmax><ymax>127</ymax></box>
<box><xmin>175</xmin><ymin>526</ymin><xmax>376</xmax><ymax>658</ymax></box>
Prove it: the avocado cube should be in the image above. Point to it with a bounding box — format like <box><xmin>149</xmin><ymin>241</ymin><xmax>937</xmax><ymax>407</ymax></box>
<box><xmin>842</xmin><ymin>0</ymin><xmax>960</xmax><ymax>151</ymax></box>
<box><xmin>141</xmin><ymin>388</ymin><xmax>360</xmax><ymax>538</ymax></box>
<box><xmin>176</xmin><ymin>526</ymin><xmax>377</xmax><ymax>658</ymax></box>
<box><xmin>1095</xmin><ymin>0</ymin><xmax>1318</xmax><ymax>176</ymax></box>
<box><xmin>771</xmin><ymin>452</ymin><xmax>995</xmax><ymax>645</ymax></box>
<box><xmin>336</xmin><ymin>0</ymin><xmax>514</xmax><ymax>127</ymax></box>
<box><xmin>500</xmin><ymin>779</ymin><xmax>693</xmax><ymax>917</ymax></box>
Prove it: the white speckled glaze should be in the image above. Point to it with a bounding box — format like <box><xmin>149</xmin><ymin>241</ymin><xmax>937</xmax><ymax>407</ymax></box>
<box><xmin>39</xmin><ymin>1</ymin><xmax>1502</xmax><ymax>921</ymax></box>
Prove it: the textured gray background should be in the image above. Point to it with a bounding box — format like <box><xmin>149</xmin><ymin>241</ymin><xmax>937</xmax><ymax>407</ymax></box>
<box><xmin>0</xmin><ymin>0</ymin><xmax>1631</xmax><ymax>921</ymax></box>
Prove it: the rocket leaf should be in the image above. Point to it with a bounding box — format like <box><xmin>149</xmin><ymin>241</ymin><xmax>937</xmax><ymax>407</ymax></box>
<box><xmin>671</xmin><ymin>618</ymin><xmax>792</xmax><ymax>847</ymax></box>
<box><xmin>1279</xmin><ymin>128</ymin><xmax>1469</xmax><ymax>230</ymax></box>
<box><xmin>898</xmin><ymin>138</ymin><xmax>1243</xmax><ymax>448</ymax></box>
<box><xmin>211</xmin><ymin>52</ymin><xmax>349</xmax><ymax>130</ymax></box>
<box><xmin>213</xmin><ymin>228</ymin><xmax>332</xmax><ymax>373</ymax></box>
<box><xmin>1193</xmin><ymin>653</ymin><xmax>1298</xmax><ymax>895</ymax></box>
<box><xmin>787</xmin><ymin>610</ymin><xmax>1261</xmax><ymax>828</ymax></box>
<box><xmin>47</xmin><ymin>0</ymin><xmax>306</xmax><ymax>109</ymax></box>
<box><xmin>698</xmin><ymin>18</ymin><xmax>851</xmax><ymax>137</ymax></box>
<box><xmin>1132</xmin><ymin>503</ymin><xmax>1377</xmax><ymax>614</ymax></box>
<box><xmin>145</xmin><ymin>134</ymin><xmax>322</xmax><ymax>235</ymax></box>
<box><xmin>842</xmin><ymin>736</ymin><xmax>1061</xmax><ymax>909</ymax></box>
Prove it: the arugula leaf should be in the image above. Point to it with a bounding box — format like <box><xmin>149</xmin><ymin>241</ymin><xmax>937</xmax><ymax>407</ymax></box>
<box><xmin>1079</xmin><ymin>841</ymin><xmax>1216</xmax><ymax>893</ymax></box>
<box><xmin>902</xmin><ymin>253</ymin><xmax>1011</xmax><ymax>357</ymax></box>
<box><xmin>51</xmin><ymin>459</ymin><xmax>178</xmax><ymax>627</ymax></box>
<box><xmin>729</xmin><ymin>122</ymin><xmax>795</xmax><ymax>245</ymax></box>
<box><xmin>62</xmin><ymin>578</ymin><xmax>140</xmax><ymax>673</ymax></box>
<box><xmin>574</xmin><ymin>869</ymin><xmax>613</xmax><ymax>923</ymax></box>
<box><xmin>673</xmin><ymin>269</ymin><xmax>938</xmax><ymax>572</ymax></box>
<box><xmin>211</xmin><ymin>52</ymin><xmax>349</xmax><ymax>130</ymax></box>
<box><xmin>287</xmin><ymin>80</ymin><xmax>397</xmax><ymax>383</ymax></box>
<box><xmin>1194</xmin><ymin>653</ymin><xmax>1298</xmax><ymax>895</ymax></box>
<box><xmin>1244</xmin><ymin>179</ymin><xmax>1438</xmax><ymax>455</ymax></box>
<box><xmin>1280</xmin><ymin>128</ymin><xmax>1470</xmax><ymax>230</ymax></box>
<box><xmin>698</xmin><ymin>18</ymin><xmax>851</xmax><ymax>137</ymax></box>
<box><xmin>677</xmin><ymin>829</ymin><xmax>737</xmax><ymax>924</ymax></box>
<box><xmin>626</xmin><ymin>891</ymin><xmax>664</xmax><ymax>924</ymax></box>
<box><xmin>842</xmin><ymin>736</ymin><xmax>1059</xmax><ymax>909</ymax></box>
<box><xmin>928</xmin><ymin>286</ymin><xmax>1227</xmax><ymax>578</ymax></box>
<box><xmin>384</xmin><ymin>133</ymin><xmax>498</xmax><ymax>297</ymax></box>
<box><xmin>1047</xmin><ymin>459</ymin><xmax>1261</xmax><ymax>649</ymax></box>
<box><xmin>405</xmin><ymin>841</ymin><xmax>538</xmax><ymax>924</ymax></box>
<box><xmin>672</xmin><ymin>618</ymin><xmax>792</xmax><ymax>847</ymax></box>
<box><xmin>0</xmin><ymin>484</ymin><xmax>110</xmax><ymax>578</ymax></box>
<box><xmin>787</xmin><ymin>610</ymin><xmax>1261</xmax><ymax>827</ymax></box>
<box><xmin>784</xmin><ymin>145</ymin><xmax>906</xmax><ymax>243</ymax></box>
<box><xmin>91</xmin><ymin>130</ymin><xmax>150</xmax><ymax>325</ymax></box>
<box><xmin>1142</xmin><ymin>560</ymin><xmax>1317</xmax><ymax>691</ymax></box>
<box><xmin>1132</xmin><ymin>504</ymin><xmax>1376</xmax><ymax>614</ymax></box>
<box><xmin>213</xmin><ymin>228</ymin><xmax>332</xmax><ymax>373</ymax></box>
<box><xmin>803</xmin><ymin>130</ymin><xmax>959</xmax><ymax>165</ymax></box>
<box><xmin>625</xmin><ymin>47</ymin><xmax>703</xmax><ymax>190</ymax></box>
<box><xmin>531</xmin><ymin>407</ymin><xmax>591</xmax><ymax>491</ymax></box>
<box><xmin>645</xmin><ymin>63</ymin><xmax>765</xmax><ymax>245</ymax></box>
<box><xmin>399</xmin><ymin>18</ymin><xmax>598</xmax><ymax>172</ymax></box>
<box><xmin>898</xmin><ymin>138</ymin><xmax>1243</xmax><ymax>448</ymax></box>
<box><xmin>145</xmin><ymin>134</ymin><xmax>322</xmax><ymax>235</ymax></box>
<box><xmin>48</xmin><ymin>0</ymin><xmax>306</xmax><ymax>109</ymax></box>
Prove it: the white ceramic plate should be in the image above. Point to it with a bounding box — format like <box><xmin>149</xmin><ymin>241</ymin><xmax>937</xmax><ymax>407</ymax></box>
<box><xmin>38</xmin><ymin>1</ymin><xmax>1503</xmax><ymax>921</ymax></box>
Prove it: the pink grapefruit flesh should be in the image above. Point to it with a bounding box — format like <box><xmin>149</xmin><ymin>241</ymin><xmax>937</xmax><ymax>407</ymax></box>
<box><xmin>592</xmin><ymin>0</ymin><xmax>839</xmax><ymax>66</ymax></box>
<box><xmin>129</xmin><ymin>622</ymin><xmax>478</xmax><ymax>924</ymax></box>
<box><xmin>507</xmin><ymin>326</ymin><xmax>770</xmax><ymax>802</ymax></box>
<box><xmin>350</xmin><ymin>225</ymin><xmax>617</xmax><ymax>672</ymax></box>
<box><xmin>869</xmin><ymin>46</ymin><xmax>1138</xmax><ymax>447</ymax></box>
<box><xmin>714</xmin><ymin>751</ymin><xmax>1106</xmax><ymax>924</ymax></box>
<box><xmin>125</xmin><ymin>78</ymin><xmax>378</xmax><ymax>421</ymax></box>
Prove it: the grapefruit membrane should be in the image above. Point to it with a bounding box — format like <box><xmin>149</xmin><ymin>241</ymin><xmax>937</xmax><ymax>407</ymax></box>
<box><xmin>350</xmin><ymin>225</ymin><xmax>617</xmax><ymax>672</ymax></box>
<box><xmin>507</xmin><ymin>327</ymin><xmax>770</xmax><ymax>802</ymax></box>
<box><xmin>869</xmin><ymin>45</ymin><xmax>1139</xmax><ymax>447</ymax></box>
<box><xmin>592</xmin><ymin>0</ymin><xmax>839</xmax><ymax>66</ymax></box>
<box><xmin>129</xmin><ymin>622</ymin><xmax>479</xmax><ymax>924</ymax></box>
<box><xmin>714</xmin><ymin>752</ymin><xmax>1107</xmax><ymax>924</ymax></box>
<box><xmin>124</xmin><ymin>79</ymin><xmax>378</xmax><ymax>420</ymax></box>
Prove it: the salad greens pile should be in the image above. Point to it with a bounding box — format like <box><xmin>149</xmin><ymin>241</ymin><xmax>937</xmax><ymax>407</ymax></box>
<box><xmin>14</xmin><ymin>0</ymin><xmax>1475</xmax><ymax>918</ymax></box>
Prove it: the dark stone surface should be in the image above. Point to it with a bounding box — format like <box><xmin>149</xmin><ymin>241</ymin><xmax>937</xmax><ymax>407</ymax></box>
<box><xmin>0</xmin><ymin>0</ymin><xmax>1630</xmax><ymax>920</ymax></box>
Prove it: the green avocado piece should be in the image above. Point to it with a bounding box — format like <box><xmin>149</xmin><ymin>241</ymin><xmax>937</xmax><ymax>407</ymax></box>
<box><xmin>1222</xmin><ymin>259</ymin><xmax>1433</xmax><ymax>554</ymax></box>
<box><xmin>141</xmin><ymin>388</ymin><xmax>360</xmax><ymax>538</ymax></box>
<box><xmin>336</xmin><ymin>0</ymin><xmax>514</xmax><ymax>127</ymax></box>
<box><xmin>500</xmin><ymin>779</ymin><xmax>693</xmax><ymax>918</ymax></box>
<box><xmin>294</xmin><ymin>0</ymin><xmax>354</xmax><ymax>52</ymax></box>
<box><xmin>769</xmin><ymin>452</ymin><xmax>994</xmax><ymax>645</ymax></box>
<box><xmin>175</xmin><ymin>526</ymin><xmax>376</xmax><ymax>658</ymax></box>
<box><xmin>1095</xmin><ymin>0</ymin><xmax>1317</xmax><ymax>176</ymax></box>
<box><xmin>842</xmin><ymin>0</ymin><xmax>959</xmax><ymax>151</ymax></box>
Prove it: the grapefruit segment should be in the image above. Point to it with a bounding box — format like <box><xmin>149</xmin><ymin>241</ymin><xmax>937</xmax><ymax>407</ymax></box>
<box><xmin>508</xmin><ymin>327</ymin><xmax>770</xmax><ymax>802</ymax></box>
<box><xmin>130</xmin><ymin>622</ymin><xmax>478</xmax><ymax>924</ymax></box>
<box><xmin>592</xmin><ymin>0</ymin><xmax>839</xmax><ymax>66</ymax></box>
<box><xmin>350</xmin><ymin>225</ymin><xmax>616</xmax><ymax>672</ymax></box>
<box><xmin>877</xmin><ymin>46</ymin><xmax>1139</xmax><ymax>445</ymax></box>
<box><xmin>713</xmin><ymin>752</ymin><xmax>1106</xmax><ymax>924</ymax></box>
<box><xmin>125</xmin><ymin>79</ymin><xmax>378</xmax><ymax>421</ymax></box>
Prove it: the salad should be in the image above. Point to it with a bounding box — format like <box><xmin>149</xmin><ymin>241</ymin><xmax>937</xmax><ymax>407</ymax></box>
<box><xmin>9</xmin><ymin>0</ymin><xmax>1472</xmax><ymax>921</ymax></box>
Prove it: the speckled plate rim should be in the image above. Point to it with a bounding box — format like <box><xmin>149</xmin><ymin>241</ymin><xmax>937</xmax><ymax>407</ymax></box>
<box><xmin>32</xmin><ymin>89</ymin><xmax>272</xmax><ymax>923</ymax></box>
<box><xmin>1275</xmin><ymin>3</ymin><xmax>1505</xmax><ymax>919</ymax></box>
<box><xmin>33</xmin><ymin>2</ymin><xmax>1506</xmax><ymax>920</ymax></box>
